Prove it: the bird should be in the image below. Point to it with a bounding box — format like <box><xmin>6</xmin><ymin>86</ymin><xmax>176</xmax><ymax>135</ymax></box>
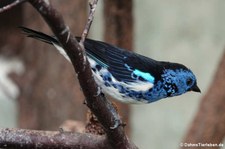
<box><xmin>19</xmin><ymin>27</ymin><xmax>201</xmax><ymax>104</ymax></box>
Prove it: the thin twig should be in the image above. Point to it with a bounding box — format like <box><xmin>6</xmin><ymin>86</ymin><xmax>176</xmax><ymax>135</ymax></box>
<box><xmin>79</xmin><ymin>0</ymin><xmax>98</xmax><ymax>46</ymax></box>
<box><xmin>0</xmin><ymin>0</ymin><xmax>26</xmax><ymax>13</ymax></box>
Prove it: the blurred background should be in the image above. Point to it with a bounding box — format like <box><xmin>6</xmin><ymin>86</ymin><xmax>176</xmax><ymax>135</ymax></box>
<box><xmin>0</xmin><ymin>0</ymin><xmax>225</xmax><ymax>149</ymax></box>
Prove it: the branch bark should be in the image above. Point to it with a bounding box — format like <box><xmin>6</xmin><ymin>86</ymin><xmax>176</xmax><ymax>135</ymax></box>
<box><xmin>0</xmin><ymin>0</ymin><xmax>137</xmax><ymax>148</ymax></box>
<box><xmin>0</xmin><ymin>128</ymin><xmax>111</xmax><ymax>149</ymax></box>
<box><xmin>80</xmin><ymin>0</ymin><xmax>98</xmax><ymax>45</ymax></box>
<box><xmin>26</xmin><ymin>0</ymin><xmax>136</xmax><ymax>148</ymax></box>
<box><xmin>182</xmin><ymin>50</ymin><xmax>225</xmax><ymax>148</ymax></box>
<box><xmin>0</xmin><ymin>0</ymin><xmax>25</xmax><ymax>13</ymax></box>
<box><xmin>17</xmin><ymin>0</ymin><xmax>88</xmax><ymax>131</ymax></box>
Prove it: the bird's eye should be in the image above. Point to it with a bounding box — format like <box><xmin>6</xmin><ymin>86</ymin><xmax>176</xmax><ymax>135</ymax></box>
<box><xmin>186</xmin><ymin>78</ymin><xmax>193</xmax><ymax>86</ymax></box>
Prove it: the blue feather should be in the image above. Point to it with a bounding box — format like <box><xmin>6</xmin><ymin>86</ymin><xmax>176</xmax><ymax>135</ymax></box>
<box><xmin>19</xmin><ymin>27</ymin><xmax>201</xmax><ymax>104</ymax></box>
<box><xmin>132</xmin><ymin>69</ymin><xmax>155</xmax><ymax>83</ymax></box>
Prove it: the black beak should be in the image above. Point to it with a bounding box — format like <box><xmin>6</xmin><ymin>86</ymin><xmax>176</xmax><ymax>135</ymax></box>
<box><xmin>191</xmin><ymin>85</ymin><xmax>201</xmax><ymax>93</ymax></box>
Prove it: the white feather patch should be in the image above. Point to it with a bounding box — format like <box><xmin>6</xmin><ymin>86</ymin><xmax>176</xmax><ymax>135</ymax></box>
<box><xmin>52</xmin><ymin>43</ymin><xmax>152</xmax><ymax>104</ymax></box>
<box><xmin>123</xmin><ymin>81</ymin><xmax>153</xmax><ymax>92</ymax></box>
<box><xmin>53</xmin><ymin>43</ymin><xmax>71</xmax><ymax>62</ymax></box>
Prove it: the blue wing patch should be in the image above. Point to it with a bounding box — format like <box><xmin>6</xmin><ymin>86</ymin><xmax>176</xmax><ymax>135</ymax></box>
<box><xmin>132</xmin><ymin>69</ymin><xmax>155</xmax><ymax>83</ymax></box>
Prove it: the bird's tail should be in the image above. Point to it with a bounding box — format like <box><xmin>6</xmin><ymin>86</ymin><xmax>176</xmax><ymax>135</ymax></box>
<box><xmin>19</xmin><ymin>26</ymin><xmax>112</xmax><ymax>66</ymax></box>
<box><xmin>19</xmin><ymin>26</ymin><xmax>60</xmax><ymax>45</ymax></box>
<box><xmin>19</xmin><ymin>26</ymin><xmax>72</xmax><ymax>61</ymax></box>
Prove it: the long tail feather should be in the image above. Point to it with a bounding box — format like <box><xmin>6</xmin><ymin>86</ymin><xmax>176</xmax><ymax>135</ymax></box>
<box><xmin>19</xmin><ymin>26</ymin><xmax>71</xmax><ymax>61</ymax></box>
<box><xmin>19</xmin><ymin>26</ymin><xmax>59</xmax><ymax>45</ymax></box>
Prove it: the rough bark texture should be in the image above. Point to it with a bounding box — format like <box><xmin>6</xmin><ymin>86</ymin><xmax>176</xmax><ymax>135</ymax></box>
<box><xmin>0</xmin><ymin>0</ymin><xmax>138</xmax><ymax>148</ymax></box>
<box><xmin>103</xmin><ymin>0</ymin><xmax>133</xmax><ymax>137</ymax></box>
<box><xmin>28</xmin><ymin>0</ymin><xmax>136</xmax><ymax>148</ymax></box>
<box><xmin>182</xmin><ymin>50</ymin><xmax>225</xmax><ymax>148</ymax></box>
<box><xmin>0</xmin><ymin>128</ymin><xmax>112</xmax><ymax>149</ymax></box>
<box><xmin>14</xmin><ymin>1</ymin><xmax>88</xmax><ymax>130</ymax></box>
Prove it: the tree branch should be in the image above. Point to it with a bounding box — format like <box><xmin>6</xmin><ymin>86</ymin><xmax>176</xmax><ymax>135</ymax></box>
<box><xmin>79</xmin><ymin>0</ymin><xmax>98</xmax><ymax>45</ymax></box>
<box><xmin>0</xmin><ymin>0</ymin><xmax>137</xmax><ymax>148</ymax></box>
<box><xmin>0</xmin><ymin>0</ymin><xmax>25</xmax><ymax>13</ymax></box>
<box><xmin>25</xmin><ymin>0</ymin><xmax>136</xmax><ymax>148</ymax></box>
<box><xmin>0</xmin><ymin>128</ymin><xmax>112</xmax><ymax>149</ymax></box>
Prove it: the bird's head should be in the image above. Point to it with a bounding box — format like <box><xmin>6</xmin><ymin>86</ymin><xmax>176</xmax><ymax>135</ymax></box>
<box><xmin>160</xmin><ymin>62</ymin><xmax>200</xmax><ymax>97</ymax></box>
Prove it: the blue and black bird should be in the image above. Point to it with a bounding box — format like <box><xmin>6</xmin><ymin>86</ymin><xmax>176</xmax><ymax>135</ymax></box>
<box><xmin>20</xmin><ymin>27</ymin><xmax>200</xmax><ymax>104</ymax></box>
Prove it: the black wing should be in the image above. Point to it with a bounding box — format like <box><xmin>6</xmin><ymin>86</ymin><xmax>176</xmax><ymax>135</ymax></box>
<box><xmin>19</xmin><ymin>27</ymin><xmax>161</xmax><ymax>83</ymax></box>
<box><xmin>83</xmin><ymin>40</ymin><xmax>136</xmax><ymax>82</ymax></box>
<box><xmin>83</xmin><ymin>39</ymin><xmax>163</xmax><ymax>82</ymax></box>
